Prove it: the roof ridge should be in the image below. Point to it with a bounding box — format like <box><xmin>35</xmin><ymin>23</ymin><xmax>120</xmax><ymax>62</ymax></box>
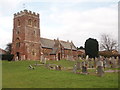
<box><xmin>41</xmin><ymin>37</ymin><xmax>54</xmax><ymax>41</ymax></box>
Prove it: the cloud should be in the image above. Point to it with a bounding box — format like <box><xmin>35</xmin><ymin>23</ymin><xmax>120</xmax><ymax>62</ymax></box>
<box><xmin>0</xmin><ymin>1</ymin><xmax>118</xmax><ymax>49</ymax></box>
<box><xmin>41</xmin><ymin>5</ymin><xmax>118</xmax><ymax>47</ymax></box>
<box><xmin>0</xmin><ymin>29</ymin><xmax>12</xmax><ymax>49</ymax></box>
<box><xmin>25</xmin><ymin>0</ymin><xmax>119</xmax><ymax>3</ymax></box>
<box><xmin>0</xmin><ymin>15</ymin><xmax>13</xmax><ymax>49</ymax></box>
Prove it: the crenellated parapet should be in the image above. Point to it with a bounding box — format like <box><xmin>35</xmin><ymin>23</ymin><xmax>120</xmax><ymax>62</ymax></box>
<box><xmin>14</xmin><ymin>9</ymin><xmax>39</xmax><ymax>18</ymax></box>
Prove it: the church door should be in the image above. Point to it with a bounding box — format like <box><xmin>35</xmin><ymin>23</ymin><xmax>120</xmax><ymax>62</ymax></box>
<box><xmin>58</xmin><ymin>53</ymin><xmax>61</xmax><ymax>60</ymax></box>
<box><xmin>16</xmin><ymin>52</ymin><xmax>20</xmax><ymax>60</ymax></box>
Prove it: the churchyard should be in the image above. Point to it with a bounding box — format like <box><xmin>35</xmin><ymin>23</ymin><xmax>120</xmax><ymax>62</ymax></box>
<box><xmin>2</xmin><ymin>57</ymin><xmax>119</xmax><ymax>88</ymax></box>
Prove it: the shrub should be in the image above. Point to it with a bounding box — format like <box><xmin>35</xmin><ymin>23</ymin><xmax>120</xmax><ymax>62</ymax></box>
<box><xmin>1</xmin><ymin>54</ymin><xmax>14</xmax><ymax>61</ymax></box>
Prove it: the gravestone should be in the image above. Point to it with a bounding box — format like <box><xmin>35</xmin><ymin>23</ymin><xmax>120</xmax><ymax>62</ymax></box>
<box><xmin>89</xmin><ymin>60</ymin><xmax>92</xmax><ymax>68</ymax></box>
<box><xmin>116</xmin><ymin>56</ymin><xmax>120</xmax><ymax>68</ymax></box>
<box><xmin>73</xmin><ymin>64</ymin><xmax>77</xmax><ymax>73</ymax></box>
<box><xmin>79</xmin><ymin>57</ymin><xmax>81</xmax><ymax>60</ymax></box>
<box><xmin>103</xmin><ymin>59</ymin><xmax>106</xmax><ymax>69</ymax></box>
<box><xmin>96</xmin><ymin>59</ymin><xmax>104</xmax><ymax>77</ymax></box>
<box><xmin>109</xmin><ymin>57</ymin><xmax>113</xmax><ymax>68</ymax></box>
<box><xmin>81</xmin><ymin>62</ymin><xmax>88</xmax><ymax>74</ymax></box>
<box><xmin>86</xmin><ymin>55</ymin><xmax>89</xmax><ymax>61</ymax></box>
<box><xmin>41</xmin><ymin>55</ymin><xmax>45</xmax><ymax>64</ymax></box>
<box><xmin>55</xmin><ymin>65</ymin><xmax>61</xmax><ymax>70</ymax></box>
<box><xmin>28</xmin><ymin>65</ymin><xmax>35</xmax><ymax>70</ymax></box>
<box><xmin>111</xmin><ymin>57</ymin><xmax>116</xmax><ymax>68</ymax></box>
<box><xmin>94</xmin><ymin>57</ymin><xmax>98</xmax><ymax>68</ymax></box>
<box><xmin>105</xmin><ymin>57</ymin><xmax>110</xmax><ymax>68</ymax></box>
<box><xmin>45</xmin><ymin>63</ymin><xmax>50</xmax><ymax>69</ymax></box>
<box><xmin>15</xmin><ymin>56</ymin><xmax>18</xmax><ymax>61</ymax></box>
<box><xmin>76</xmin><ymin>62</ymin><xmax>81</xmax><ymax>70</ymax></box>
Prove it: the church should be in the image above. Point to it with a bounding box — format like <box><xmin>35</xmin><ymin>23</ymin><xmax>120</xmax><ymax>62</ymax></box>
<box><xmin>11</xmin><ymin>10</ymin><xmax>78</xmax><ymax>61</ymax></box>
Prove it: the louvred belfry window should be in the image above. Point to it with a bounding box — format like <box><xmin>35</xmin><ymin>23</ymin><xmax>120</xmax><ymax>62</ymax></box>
<box><xmin>34</xmin><ymin>20</ymin><xmax>37</xmax><ymax>27</ymax></box>
<box><xmin>18</xmin><ymin>19</ymin><xmax>20</xmax><ymax>26</ymax></box>
<box><xmin>16</xmin><ymin>38</ymin><xmax>20</xmax><ymax>48</ymax></box>
<box><xmin>28</xmin><ymin>19</ymin><xmax>32</xmax><ymax>25</ymax></box>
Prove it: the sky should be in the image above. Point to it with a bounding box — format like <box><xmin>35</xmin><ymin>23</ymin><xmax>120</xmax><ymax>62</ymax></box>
<box><xmin>0</xmin><ymin>0</ymin><xmax>119</xmax><ymax>50</ymax></box>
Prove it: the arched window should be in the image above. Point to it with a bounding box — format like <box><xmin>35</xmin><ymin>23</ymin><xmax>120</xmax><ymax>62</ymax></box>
<box><xmin>18</xmin><ymin>19</ymin><xmax>20</xmax><ymax>26</ymax></box>
<box><xmin>16</xmin><ymin>38</ymin><xmax>20</xmax><ymax>48</ymax></box>
<box><xmin>34</xmin><ymin>20</ymin><xmax>37</xmax><ymax>27</ymax></box>
<box><xmin>32</xmin><ymin>50</ymin><xmax>36</xmax><ymax>56</ymax></box>
<box><xmin>34</xmin><ymin>30</ymin><xmax>36</xmax><ymax>35</ymax></box>
<box><xmin>28</xmin><ymin>19</ymin><xmax>32</xmax><ymax>25</ymax></box>
<box><xmin>33</xmin><ymin>44</ymin><xmax>34</xmax><ymax>47</ymax></box>
<box><xmin>17</xmin><ymin>31</ymin><xmax>19</xmax><ymax>34</ymax></box>
<box><xmin>16</xmin><ymin>29</ymin><xmax>19</xmax><ymax>34</ymax></box>
<box><xmin>32</xmin><ymin>51</ymin><xmax>35</xmax><ymax>55</ymax></box>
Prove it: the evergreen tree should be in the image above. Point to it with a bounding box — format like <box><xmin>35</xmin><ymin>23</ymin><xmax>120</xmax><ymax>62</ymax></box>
<box><xmin>85</xmin><ymin>38</ymin><xmax>99</xmax><ymax>58</ymax></box>
<box><xmin>5</xmin><ymin>43</ymin><xmax>12</xmax><ymax>54</ymax></box>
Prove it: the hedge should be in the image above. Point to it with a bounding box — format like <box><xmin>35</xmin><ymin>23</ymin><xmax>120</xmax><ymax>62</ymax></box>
<box><xmin>1</xmin><ymin>54</ymin><xmax>14</xmax><ymax>61</ymax></box>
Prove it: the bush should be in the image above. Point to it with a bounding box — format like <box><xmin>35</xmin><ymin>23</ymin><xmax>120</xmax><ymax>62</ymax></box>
<box><xmin>1</xmin><ymin>54</ymin><xmax>14</xmax><ymax>61</ymax></box>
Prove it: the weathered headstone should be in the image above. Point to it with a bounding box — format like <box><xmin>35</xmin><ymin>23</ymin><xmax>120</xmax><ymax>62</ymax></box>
<box><xmin>45</xmin><ymin>63</ymin><xmax>50</xmax><ymax>69</ymax></box>
<box><xmin>111</xmin><ymin>57</ymin><xmax>116</xmax><ymax>68</ymax></box>
<box><xmin>86</xmin><ymin>55</ymin><xmax>89</xmax><ymax>61</ymax></box>
<box><xmin>28</xmin><ymin>65</ymin><xmax>35</xmax><ymax>70</ymax></box>
<box><xmin>55</xmin><ymin>65</ymin><xmax>61</xmax><ymax>70</ymax></box>
<box><xmin>41</xmin><ymin>55</ymin><xmax>44</xmax><ymax>63</ymax></box>
<box><xmin>15</xmin><ymin>56</ymin><xmax>18</xmax><ymax>61</ymax></box>
<box><xmin>96</xmin><ymin>59</ymin><xmax>104</xmax><ymax>77</ymax></box>
<box><xmin>105</xmin><ymin>57</ymin><xmax>109</xmax><ymax>68</ymax></box>
<box><xmin>73</xmin><ymin>64</ymin><xmax>77</xmax><ymax>73</ymax></box>
<box><xmin>94</xmin><ymin>57</ymin><xmax>98</xmax><ymax>68</ymax></box>
<box><xmin>116</xmin><ymin>56</ymin><xmax>120</xmax><ymax>68</ymax></box>
<box><xmin>81</xmin><ymin>62</ymin><xmax>88</xmax><ymax>74</ymax></box>
<box><xmin>76</xmin><ymin>62</ymin><xmax>81</xmax><ymax>70</ymax></box>
<box><xmin>89</xmin><ymin>60</ymin><xmax>92</xmax><ymax>68</ymax></box>
<box><xmin>103</xmin><ymin>59</ymin><xmax>106</xmax><ymax>69</ymax></box>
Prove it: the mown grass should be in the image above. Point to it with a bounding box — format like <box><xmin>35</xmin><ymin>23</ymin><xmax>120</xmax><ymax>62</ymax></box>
<box><xmin>2</xmin><ymin>60</ymin><xmax>119</xmax><ymax>88</ymax></box>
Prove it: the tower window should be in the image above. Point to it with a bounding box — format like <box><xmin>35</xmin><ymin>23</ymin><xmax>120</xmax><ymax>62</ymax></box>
<box><xmin>16</xmin><ymin>38</ymin><xmax>20</xmax><ymax>48</ymax></box>
<box><xmin>28</xmin><ymin>19</ymin><xmax>32</xmax><ymax>25</ymax></box>
<box><xmin>32</xmin><ymin>51</ymin><xmax>35</xmax><ymax>55</ymax></box>
<box><xmin>16</xmin><ymin>30</ymin><xmax>19</xmax><ymax>34</ymax></box>
<box><xmin>18</xmin><ymin>19</ymin><xmax>20</xmax><ymax>26</ymax></box>
<box><xmin>34</xmin><ymin>20</ymin><xmax>37</xmax><ymax>27</ymax></box>
<box><xmin>16</xmin><ymin>42</ymin><xmax>20</xmax><ymax>48</ymax></box>
<box><xmin>34</xmin><ymin>31</ymin><xmax>36</xmax><ymax>35</ymax></box>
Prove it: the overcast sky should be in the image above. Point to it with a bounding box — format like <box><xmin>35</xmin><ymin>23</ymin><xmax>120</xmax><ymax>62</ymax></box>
<box><xmin>0</xmin><ymin>0</ymin><xmax>119</xmax><ymax>49</ymax></box>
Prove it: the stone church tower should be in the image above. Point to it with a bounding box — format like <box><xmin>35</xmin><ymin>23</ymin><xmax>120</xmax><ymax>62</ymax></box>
<box><xmin>11</xmin><ymin>10</ymin><xmax>41</xmax><ymax>60</ymax></box>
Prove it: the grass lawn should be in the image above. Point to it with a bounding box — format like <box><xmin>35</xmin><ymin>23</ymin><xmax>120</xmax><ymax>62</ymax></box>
<box><xmin>2</xmin><ymin>60</ymin><xmax>119</xmax><ymax>88</ymax></box>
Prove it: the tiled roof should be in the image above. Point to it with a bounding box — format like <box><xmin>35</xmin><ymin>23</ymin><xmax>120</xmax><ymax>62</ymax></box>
<box><xmin>60</xmin><ymin>41</ymin><xmax>77</xmax><ymax>50</ymax></box>
<box><xmin>40</xmin><ymin>37</ymin><xmax>77</xmax><ymax>50</ymax></box>
<box><xmin>41</xmin><ymin>38</ymin><xmax>55</xmax><ymax>48</ymax></box>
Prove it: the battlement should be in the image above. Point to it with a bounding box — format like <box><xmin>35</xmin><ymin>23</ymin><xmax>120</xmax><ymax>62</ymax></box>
<box><xmin>14</xmin><ymin>9</ymin><xmax>39</xmax><ymax>17</ymax></box>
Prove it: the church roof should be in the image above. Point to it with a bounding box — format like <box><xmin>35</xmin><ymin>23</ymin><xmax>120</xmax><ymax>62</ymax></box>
<box><xmin>41</xmin><ymin>38</ymin><xmax>55</xmax><ymax>48</ymax></box>
<box><xmin>40</xmin><ymin>37</ymin><xmax>77</xmax><ymax>50</ymax></box>
<box><xmin>60</xmin><ymin>41</ymin><xmax>77</xmax><ymax>50</ymax></box>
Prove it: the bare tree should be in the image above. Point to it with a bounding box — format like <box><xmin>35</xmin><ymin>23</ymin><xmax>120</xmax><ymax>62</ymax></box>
<box><xmin>100</xmin><ymin>34</ymin><xmax>118</xmax><ymax>51</ymax></box>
